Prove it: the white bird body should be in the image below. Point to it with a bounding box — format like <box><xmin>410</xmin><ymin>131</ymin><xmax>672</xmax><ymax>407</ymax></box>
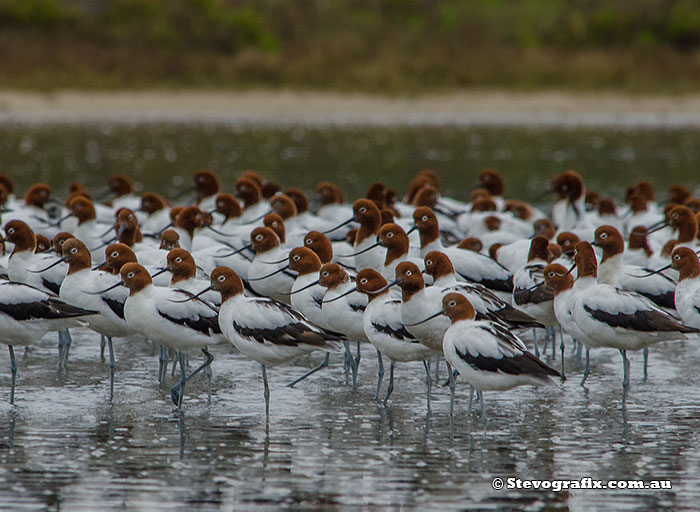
<box><xmin>570</xmin><ymin>276</ymin><xmax>689</xmax><ymax>351</ymax></box>
<box><xmin>124</xmin><ymin>284</ymin><xmax>225</xmax><ymax>352</ymax></box>
<box><xmin>442</xmin><ymin>317</ymin><xmax>557</xmax><ymax>391</ymax></box>
<box><xmin>218</xmin><ymin>293</ymin><xmax>341</xmax><ymax>367</ymax></box>
<box><xmin>400</xmin><ymin>286</ymin><xmax>450</xmax><ymax>352</ymax></box>
<box><xmin>363</xmin><ymin>294</ymin><xmax>434</xmax><ymax>362</ymax></box>
<box><xmin>321</xmin><ymin>281</ymin><xmax>369</xmax><ymax>342</ymax></box>
<box><xmin>59</xmin><ymin>267</ymin><xmax>130</xmax><ymax>339</ymax></box>
<box><xmin>675</xmin><ymin>278</ymin><xmax>700</xmax><ymax>329</ymax></box>
<box><xmin>0</xmin><ymin>281</ymin><xmax>94</xmax><ymax>346</ymax></box>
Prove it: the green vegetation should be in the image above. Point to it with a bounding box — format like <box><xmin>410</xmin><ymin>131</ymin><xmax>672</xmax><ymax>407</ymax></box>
<box><xmin>1</xmin><ymin>0</ymin><xmax>700</xmax><ymax>92</ymax></box>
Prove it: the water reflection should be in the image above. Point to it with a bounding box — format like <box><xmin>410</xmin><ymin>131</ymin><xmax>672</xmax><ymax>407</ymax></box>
<box><xmin>1</xmin><ymin>327</ymin><xmax>684</xmax><ymax>510</ymax></box>
<box><xmin>1</xmin><ymin>122</ymin><xmax>700</xmax><ymax>509</ymax></box>
<box><xmin>1</xmin><ymin>123</ymin><xmax>699</xmax><ymax>204</ymax></box>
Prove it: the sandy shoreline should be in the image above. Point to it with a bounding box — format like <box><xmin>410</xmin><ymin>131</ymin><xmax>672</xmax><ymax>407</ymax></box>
<box><xmin>2</xmin><ymin>90</ymin><xmax>700</xmax><ymax>127</ymax></box>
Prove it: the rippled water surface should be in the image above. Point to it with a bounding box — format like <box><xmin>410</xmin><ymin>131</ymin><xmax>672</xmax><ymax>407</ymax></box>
<box><xmin>1</xmin><ymin>122</ymin><xmax>700</xmax><ymax>510</ymax></box>
<box><xmin>1</xmin><ymin>123</ymin><xmax>700</xmax><ymax>201</ymax></box>
<box><xmin>0</xmin><ymin>330</ymin><xmax>697</xmax><ymax>511</ymax></box>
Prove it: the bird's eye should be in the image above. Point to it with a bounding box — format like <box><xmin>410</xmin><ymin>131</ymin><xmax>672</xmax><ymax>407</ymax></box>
<box><xmin>127</xmin><ymin>272</ymin><xmax>134</xmax><ymax>278</ymax></box>
<box><xmin>449</xmin><ymin>301</ymin><xmax>456</xmax><ymax>307</ymax></box>
<box><xmin>672</xmin><ymin>213</ymin><xmax>678</xmax><ymax>219</ymax></box>
<box><xmin>600</xmin><ymin>233</ymin><xmax>607</xmax><ymax>239</ymax></box>
<box><xmin>387</xmin><ymin>232</ymin><xmax>394</xmax><ymax>238</ymax></box>
<box><xmin>111</xmin><ymin>251</ymin><xmax>118</xmax><ymax>257</ymax></box>
<box><xmin>293</xmin><ymin>255</ymin><xmax>300</xmax><ymax>261</ymax></box>
<box><xmin>426</xmin><ymin>260</ymin><xmax>432</xmax><ymax>266</ymax></box>
<box><xmin>305</xmin><ymin>239</ymin><xmax>312</xmax><ymax>245</ymax></box>
<box><xmin>360</xmin><ymin>278</ymin><xmax>368</xmax><ymax>284</ymax></box>
<box><xmin>322</xmin><ymin>271</ymin><xmax>329</xmax><ymax>277</ymax></box>
<box><xmin>218</xmin><ymin>275</ymin><xmax>226</xmax><ymax>282</ymax></box>
<box><xmin>255</xmin><ymin>234</ymin><xmax>263</xmax><ymax>241</ymax></box>
<box><xmin>548</xmin><ymin>272</ymin><xmax>555</xmax><ymax>278</ymax></box>
<box><xmin>406</xmin><ymin>270</ymin><xmax>412</xmax><ymax>276</ymax></box>
<box><xmin>71</xmin><ymin>248</ymin><xmax>78</xmax><ymax>254</ymax></box>
<box><xmin>7</xmin><ymin>228</ymin><xmax>14</xmax><ymax>234</ymax></box>
<box><xmin>128</xmin><ymin>215</ymin><xmax>134</xmax><ymax>220</ymax></box>
<box><xmin>359</xmin><ymin>207</ymin><xmax>366</xmax><ymax>213</ymax></box>
<box><xmin>422</xmin><ymin>215</ymin><xmax>428</xmax><ymax>222</ymax></box>
<box><xmin>674</xmin><ymin>254</ymin><xmax>681</xmax><ymax>260</ymax></box>
<box><xmin>175</xmin><ymin>257</ymin><xmax>182</xmax><ymax>263</ymax></box>
<box><xmin>272</xmin><ymin>222</ymin><xmax>278</xmax><ymax>227</ymax></box>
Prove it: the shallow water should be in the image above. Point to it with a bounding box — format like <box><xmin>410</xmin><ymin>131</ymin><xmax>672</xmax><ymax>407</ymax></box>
<box><xmin>1</xmin><ymin>121</ymin><xmax>700</xmax><ymax>510</ymax></box>
<box><xmin>1</xmin><ymin>122</ymin><xmax>700</xmax><ymax>202</ymax></box>
<box><xmin>0</xmin><ymin>328</ymin><xmax>697</xmax><ymax>511</ymax></box>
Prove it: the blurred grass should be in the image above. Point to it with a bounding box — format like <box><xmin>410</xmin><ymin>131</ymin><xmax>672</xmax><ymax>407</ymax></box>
<box><xmin>1</xmin><ymin>0</ymin><xmax>700</xmax><ymax>93</ymax></box>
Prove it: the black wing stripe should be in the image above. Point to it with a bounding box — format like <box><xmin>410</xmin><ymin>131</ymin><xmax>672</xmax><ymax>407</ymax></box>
<box><xmin>42</xmin><ymin>278</ymin><xmax>61</xmax><ymax>295</ymax></box>
<box><xmin>457</xmin><ymin>272</ymin><xmax>513</xmax><ymax>293</ymax></box>
<box><xmin>371</xmin><ymin>321</ymin><xmax>415</xmax><ymax>341</ymax></box>
<box><xmin>636</xmin><ymin>290</ymin><xmax>675</xmax><ymax>310</ymax></box>
<box><xmin>0</xmin><ymin>298</ymin><xmax>96</xmax><ymax>321</ymax></box>
<box><xmin>159</xmin><ymin>310</ymin><xmax>221</xmax><ymax>336</ymax></box>
<box><xmin>584</xmin><ymin>304</ymin><xmax>696</xmax><ymax>333</ymax></box>
<box><xmin>233</xmin><ymin>321</ymin><xmax>342</xmax><ymax>347</ymax></box>
<box><xmin>456</xmin><ymin>347</ymin><xmax>560</xmax><ymax>378</ymax></box>
<box><xmin>102</xmin><ymin>296</ymin><xmax>125</xmax><ymax>320</ymax></box>
<box><xmin>493</xmin><ymin>304</ymin><xmax>544</xmax><ymax>329</ymax></box>
<box><xmin>513</xmin><ymin>284</ymin><xmax>555</xmax><ymax>305</ymax></box>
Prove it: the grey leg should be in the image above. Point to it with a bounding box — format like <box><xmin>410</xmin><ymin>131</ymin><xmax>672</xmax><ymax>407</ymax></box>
<box><xmin>342</xmin><ymin>341</ymin><xmax>350</xmax><ymax>385</ymax></box>
<box><xmin>580</xmin><ymin>348</ymin><xmax>591</xmax><ymax>387</ymax></box>
<box><xmin>107</xmin><ymin>337</ymin><xmax>115</xmax><ymax>401</ymax></box>
<box><xmin>575</xmin><ymin>339</ymin><xmax>583</xmax><ymax>364</ymax></box>
<box><xmin>100</xmin><ymin>335</ymin><xmax>106</xmax><ymax>362</ymax></box>
<box><xmin>171</xmin><ymin>349</ymin><xmax>215</xmax><ymax>406</ymax></box>
<box><xmin>447</xmin><ymin>363</ymin><xmax>456</xmax><ymax>417</ymax></box>
<box><xmin>158</xmin><ymin>346</ymin><xmax>166</xmax><ymax>385</ymax></box>
<box><xmin>286</xmin><ymin>352</ymin><xmax>330</xmax><ymax>388</ymax></box>
<box><xmin>262</xmin><ymin>364</ymin><xmax>270</xmax><ymax>418</ymax></box>
<box><xmin>62</xmin><ymin>329</ymin><xmax>73</xmax><ymax>367</ymax></box>
<box><xmin>479</xmin><ymin>390</ymin><xmax>487</xmax><ymax>430</ymax></box>
<box><xmin>559</xmin><ymin>329</ymin><xmax>566</xmax><ymax>380</ymax></box>
<box><xmin>353</xmin><ymin>341</ymin><xmax>361</xmax><ymax>390</ymax></box>
<box><xmin>620</xmin><ymin>349</ymin><xmax>630</xmax><ymax>392</ymax></box>
<box><xmin>540</xmin><ymin>328</ymin><xmax>549</xmax><ymax>356</ymax></box>
<box><xmin>383</xmin><ymin>361</ymin><xmax>395</xmax><ymax>406</ymax></box>
<box><xmin>57</xmin><ymin>330</ymin><xmax>65</xmax><ymax>370</ymax></box>
<box><xmin>643</xmin><ymin>348</ymin><xmax>649</xmax><ymax>381</ymax></box>
<box><xmin>468</xmin><ymin>385</ymin><xmax>475</xmax><ymax>415</ymax></box>
<box><xmin>551</xmin><ymin>327</ymin><xmax>556</xmax><ymax>359</ymax></box>
<box><xmin>423</xmin><ymin>359</ymin><xmax>432</xmax><ymax>411</ymax></box>
<box><xmin>9</xmin><ymin>345</ymin><xmax>16</xmax><ymax>404</ymax></box>
<box><xmin>532</xmin><ymin>329</ymin><xmax>539</xmax><ymax>357</ymax></box>
<box><xmin>434</xmin><ymin>354</ymin><xmax>440</xmax><ymax>381</ymax></box>
<box><xmin>177</xmin><ymin>352</ymin><xmax>186</xmax><ymax>409</ymax></box>
<box><xmin>374</xmin><ymin>349</ymin><xmax>384</xmax><ymax>401</ymax></box>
